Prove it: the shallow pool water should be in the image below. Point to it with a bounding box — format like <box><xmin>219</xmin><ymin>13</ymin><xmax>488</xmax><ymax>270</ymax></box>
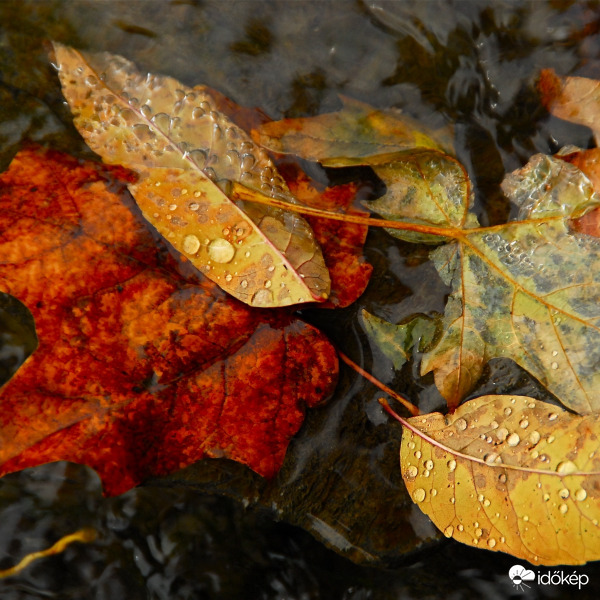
<box><xmin>2</xmin><ymin>0</ymin><xmax>600</xmax><ymax>597</ymax></box>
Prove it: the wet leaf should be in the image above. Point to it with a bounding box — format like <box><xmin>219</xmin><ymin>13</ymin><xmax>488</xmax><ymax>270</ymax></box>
<box><xmin>361</xmin><ymin>311</ymin><xmax>438</xmax><ymax>371</ymax></box>
<box><xmin>362</xmin><ymin>150</ymin><xmax>479</xmax><ymax>244</ymax></box>
<box><xmin>51</xmin><ymin>42</ymin><xmax>330</xmax><ymax>307</ymax></box>
<box><xmin>253</xmin><ymin>95</ymin><xmax>450</xmax><ymax>165</ymax></box>
<box><xmin>0</xmin><ymin>146</ymin><xmax>338</xmax><ymax>496</ymax></box>
<box><xmin>397</xmin><ymin>394</ymin><xmax>600</xmax><ymax>565</ymax></box>
<box><xmin>362</xmin><ymin>152</ymin><xmax>600</xmax><ymax>413</ymax></box>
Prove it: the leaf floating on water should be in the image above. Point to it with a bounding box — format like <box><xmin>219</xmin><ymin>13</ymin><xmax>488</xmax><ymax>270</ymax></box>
<box><xmin>395</xmin><ymin>395</ymin><xmax>600</xmax><ymax>565</ymax></box>
<box><xmin>253</xmin><ymin>95</ymin><xmax>451</xmax><ymax>165</ymax></box>
<box><xmin>50</xmin><ymin>42</ymin><xmax>329</xmax><ymax>307</ymax></box>
<box><xmin>0</xmin><ymin>147</ymin><xmax>338</xmax><ymax>496</ymax></box>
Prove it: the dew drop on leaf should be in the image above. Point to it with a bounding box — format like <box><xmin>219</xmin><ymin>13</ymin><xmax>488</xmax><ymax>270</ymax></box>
<box><xmin>444</xmin><ymin>525</ymin><xmax>454</xmax><ymax>538</ymax></box>
<box><xmin>447</xmin><ymin>459</ymin><xmax>457</xmax><ymax>472</ymax></box>
<box><xmin>207</xmin><ymin>238</ymin><xmax>235</xmax><ymax>263</ymax></box>
<box><xmin>182</xmin><ymin>234</ymin><xmax>200</xmax><ymax>255</ymax></box>
<box><xmin>455</xmin><ymin>418</ymin><xmax>467</xmax><ymax>431</ymax></box>
<box><xmin>406</xmin><ymin>465</ymin><xmax>418</xmax><ymax>480</ymax></box>
<box><xmin>413</xmin><ymin>488</ymin><xmax>426</xmax><ymax>503</ymax></box>
<box><xmin>507</xmin><ymin>433</ymin><xmax>520</xmax><ymax>447</ymax></box>
<box><xmin>559</xmin><ymin>504</ymin><xmax>569</xmax><ymax>514</ymax></box>
<box><xmin>556</xmin><ymin>460</ymin><xmax>578</xmax><ymax>474</ymax></box>
<box><xmin>575</xmin><ymin>489</ymin><xmax>587</xmax><ymax>501</ymax></box>
<box><xmin>251</xmin><ymin>289</ymin><xmax>274</xmax><ymax>306</ymax></box>
<box><xmin>559</xmin><ymin>488</ymin><xmax>570</xmax><ymax>499</ymax></box>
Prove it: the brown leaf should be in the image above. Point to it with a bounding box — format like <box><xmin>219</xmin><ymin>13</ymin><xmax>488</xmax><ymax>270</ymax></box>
<box><xmin>0</xmin><ymin>146</ymin><xmax>338</xmax><ymax>496</ymax></box>
<box><xmin>51</xmin><ymin>42</ymin><xmax>330</xmax><ymax>307</ymax></box>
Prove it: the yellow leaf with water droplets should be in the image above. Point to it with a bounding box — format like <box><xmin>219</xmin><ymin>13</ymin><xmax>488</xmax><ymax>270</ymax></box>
<box><xmin>397</xmin><ymin>395</ymin><xmax>600</xmax><ymax>565</ymax></box>
<box><xmin>50</xmin><ymin>42</ymin><xmax>329</xmax><ymax>307</ymax></box>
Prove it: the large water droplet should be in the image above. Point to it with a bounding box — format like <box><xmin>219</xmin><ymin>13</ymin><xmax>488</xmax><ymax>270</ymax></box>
<box><xmin>140</xmin><ymin>104</ymin><xmax>152</xmax><ymax>118</ymax></box>
<box><xmin>406</xmin><ymin>466</ymin><xmax>418</xmax><ymax>480</ymax></box>
<box><xmin>556</xmin><ymin>460</ymin><xmax>577</xmax><ymax>474</ymax></box>
<box><xmin>519</xmin><ymin>419</ymin><xmax>529</xmax><ymax>429</ymax></box>
<box><xmin>208</xmin><ymin>238</ymin><xmax>235</xmax><ymax>263</ymax></box>
<box><xmin>424</xmin><ymin>460</ymin><xmax>434</xmax><ymax>470</ymax></box>
<box><xmin>559</xmin><ymin>503</ymin><xmax>568</xmax><ymax>514</ymax></box>
<box><xmin>447</xmin><ymin>459</ymin><xmax>457</xmax><ymax>472</ymax></box>
<box><xmin>529</xmin><ymin>431</ymin><xmax>541</xmax><ymax>445</ymax></box>
<box><xmin>575</xmin><ymin>489</ymin><xmax>587</xmax><ymax>502</ymax></box>
<box><xmin>559</xmin><ymin>488</ymin><xmax>570</xmax><ymax>499</ymax></box>
<box><xmin>413</xmin><ymin>488</ymin><xmax>426</xmax><ymax>503</ymax></box>
<box><xmin>151</xmin><ymin>112</ymin><xmax>171</xmax><ymax>130</ymax></box>
<box><xmin>444</xmin><ymin>525</ymin><xmax>454</xmax><ymax>538</ymax></box>
<box><xmin>455</xmin><ymin>418</ymin><xmax>467</xmax><ymax>431</ymax></box>
<box><xmin>506</xmin><ymin>433</ymin><xmax>520</xmax><ymax>447</ymax></box>
<box><xmin>251</xmin><ymin>289</ymin><xmax>274</xmax><ymax>306</ymax></box>
<box><xmin>487</xmin><ymin>538</ymin><xmax>496</xmax><ymax>548</ymax></box>
<box><xmin>182</xmin><ymin>234</ymin><xmax>200</xmax><ymax>255</ymax></box>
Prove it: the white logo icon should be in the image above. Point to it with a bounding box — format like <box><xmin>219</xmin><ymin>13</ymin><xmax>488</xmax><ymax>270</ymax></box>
<box><xmin>509</xmin><ymin>564</ymin><xmax>536</xmax><ymax>591</ymax></box>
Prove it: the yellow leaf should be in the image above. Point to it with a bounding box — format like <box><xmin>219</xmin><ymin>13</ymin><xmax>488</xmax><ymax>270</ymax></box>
<box><xmin>395</xmin><ymin>395</ymin><xmax>600</xmax><ymax>565</ymax></box>
<box><xmin>50</xmin><ymin>42</ymin><xmax>329</xmax><ymax>307</ymax></box>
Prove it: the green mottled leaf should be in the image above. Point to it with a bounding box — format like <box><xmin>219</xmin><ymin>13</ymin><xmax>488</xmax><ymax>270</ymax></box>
<box><xmin>362</xmin><ymin>150</ymin><xmax>479</xmax><ymax>244</ymax></box>
<box><xmin>397</xmin><ymin>394</ymin><xmax>600</xmax><ymax>566</ymax></box>
<box><xmin>253</xmin><ymin>96</ymin><xmax>451</xmax><ymax>165</ymax></box>
<box><xmin>422</xmin><ymin>154</ymin><xmax>600</xmax><ymax>413</ymax></box>
<box><xmin>361</xmin><ymin>310</ymin><xmax>439</xmax><ymax>371</ymax></box>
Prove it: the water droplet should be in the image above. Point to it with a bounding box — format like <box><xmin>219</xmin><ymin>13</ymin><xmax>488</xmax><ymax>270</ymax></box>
<box><xmin>431</xmin><ymin>489</ymin><xmax>438</xmax><ymax>497</ymax></box>
<box><xmin>447</xmin><ymin>459</ymin><xmax>457</xmax><ymax>472</ymax></box>
<box><xmin>529</xmin><ymin>431</ymin><xmax>541</xmax><ymax>445</ymax></box>
<box><xmin>490</xmin><ymin>420</ymin><xmax>499</xmax><ymax>429</ymax></box>
<box><xmin>413</xmin><ymin>488</ymin><xmax>426</xmax><ymax>503</ymax></box>
<box><xmin>547</xmin><ymin>435</ymin><xmax>555</xmax><ymax>444</ymax></box>
<box><xmin>414</xmin><ymin>450</ymin><xmax>422</xmax><ymax>459</ymax></box>
<box><xmin>543</xmin><ymin>493</ymin><xmax>550</xmax><ymax>501</ymax></box>
<box><xmin>140</xmin><ymin>104</ymin><xmax>152</xmax><ymax>118</ymax></box>
<box><xmin>504</xmin><ymin>407</ymin><xmax>512</xmax><ymax>416</ymax></box>
<box><xmin>559</xmin><ymin>503</ymin><xmax>568</xmax><ymax>514</ymax></box>
<box><xmin>444</xmin><ymin>525</ymin><xmax>454</xmax><ymax>538</ymax></box>
<box><xmin>192</xmin><ymin>106</ymin><xmax>205</xmax><ymax>119</ymax></box>
<box><xmin>507</xmin><ymin>433</ymin><xmax>520</xmax><ymax>447</ymax></box>
<box><xmin>455</xmin><ymin>418</ymin><xmax>467</xmax><ymax>431</ymax></box>
<box><xmin>559</xmin><ymin>488</ymin><xmax>570</xmax><ymax>499</ymax></box>
<box><xmin>120</xmin><ymin>107</ymin><xmax>136</xmax><ymax>124</ymax></box>
<box><xmin>240</xmin><ymin>280</ymin><xmax>248</xmax><ymax>289</ymax></box>
<box><xmin>556</xmin><ymin>460</ymin><xmax>577</xmax><ymax>474</ymax></box>
<box><xmin>552</xmin><ymin>350</ymin><xmax>558</xmax><ymax>356</ymax></box>
<box><xmin>475</xmin><ymin>528</ymin><xmax>483</xmax><ymax>538</ymax></box>
<box><xmin>498</xmin><ymin>473</ymin><xmax>507</xmax><ymax>484</ymax></box>
<box><xmin>450</xmin><ymin>497</ymin><xmax>455</xmax><ymax>504</ymax></box>
<box><xmin>132</xmin><ymin>123</ymin><xmax>154</xmax><ymax>141</ymax></box>
<box><xmin>207</xmin><ymin>238</ymin><xmax>235</xmax><ymax>263</ymax></box>
<box><xmin>484</xmin><ymin>452</ymin><xmax>500</xmax><ymax>465</ymax></box>
<box><xmin>406</xmin><ymin>466</ymin><xmax>418</xmax><ymax>480</ymax></box>
<box><xmin>225</xmin><ymin>273</ymin><xmax>233</xmax><ymax>282</ymax></box>
<box><xmin>457</xmin><ymin>524</ymin><xmax>464</xmax><ymax>532</ymax></box>
<box><xmin>151</xmin><ymin>112</ymin><xmax>170</xmax><ymax>130</ymax></box>
<box><xmin>251</xmin><ymin>289</ymin><xmax>273</xmax><ymax>306</ymax></box>
<box><xmin>182</xmin><ymin>234</ymin><xmax>200</xmax><ymax>255</ymax></box>
<box><xmin>548</xmin><ymin>412</ymin><xmax>558</xmax><ymax>421</ymax></box>
<box><xmin>487</xmin><ymin>538</ymin><xmax>496</xmax><ymax>548</ymax></box>
<box><xmin>523</xmin><ymin>515</ymin><xmax>529</xmax><ymax>522</ymax></box>
<box><xmin>575</xmin><ymin>489</ymin><xmax>587</xmax><ymax>501</ymax></box>
<box><xmin>477</xmin><ymin>494</ymin><xmax>484</xmax><ymax>502</ymax></box>
<box><xmin>551</xmin><ymin>361</ymin><xmax>559</xmax><ymax>370</ymax></box>
<box><xmin>169</xmin><ymin>204</ymin><xmax>178</xmax><ymax>211</ymax></box>
<box><xmin>245</xmin><ymin>251</ymin><xmax>251</xmax><ymax>258</ymax></box>
<box><xmin>423</xmin><ymin>470</ymin><xmax>430</xmax><ymax>478</ymax></box>
<box><xmin>519</xmin><ymin>419</ymin><xmax>529</xmax><ymax>429</ymax></box>
<box><xmin>496</xmin><ymin>428</ymin><xmax>508</xmax><ymax>442</ymax></box>
<box><xmin>483</xmin><ymin>498</ymin><xmax>491</xmax><ymax>507</ymax></box>
<box><xmin>424</xmin><ymin>460</ymin><xmax>434</xmax><ymax>470</ymax></box>
<box><xmin>85</xmin><ymin>75</ymin><xmax>98</xmax><ymax>87</ymax></box>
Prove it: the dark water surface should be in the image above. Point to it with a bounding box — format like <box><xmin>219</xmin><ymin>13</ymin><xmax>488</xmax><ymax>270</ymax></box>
<box><xmin>2</xmin><ymin>0</ymin><xmax>600</xmax><ymax>598</ymax></box>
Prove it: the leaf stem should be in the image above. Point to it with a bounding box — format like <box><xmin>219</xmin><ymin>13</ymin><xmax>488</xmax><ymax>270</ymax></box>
<box><xmin>337</xmin><ymin>350</ymin><xmax>420</xmax><ymax>416</ymax></box>
<box><xmin>231</xmin><ymin>182</ymin><xmax>460</xmax><ymax>240</ymax></box>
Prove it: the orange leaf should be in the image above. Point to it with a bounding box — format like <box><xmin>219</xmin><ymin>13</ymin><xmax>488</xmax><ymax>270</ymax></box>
<box><xmin>0</xmin><ymin>146</ymin><xmax>338</xmax><ymax>496</ymax></box>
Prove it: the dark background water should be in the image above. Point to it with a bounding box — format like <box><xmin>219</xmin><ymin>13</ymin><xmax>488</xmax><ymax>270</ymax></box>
<box><xmin>2</xmin><ymin>0</ymin><xmax>600</xmax><ymax>598</ymax></box>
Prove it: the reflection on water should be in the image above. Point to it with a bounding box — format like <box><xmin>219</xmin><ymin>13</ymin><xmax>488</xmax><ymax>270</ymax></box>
<box><xmin>2</xmin><ymin>0</ymin><xmax>600</xmax><ymax>597</ymax></box>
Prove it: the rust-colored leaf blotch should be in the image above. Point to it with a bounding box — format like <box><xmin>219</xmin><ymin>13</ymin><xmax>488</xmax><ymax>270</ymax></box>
<box><xmin>0</xmin><ymin>146</ymin><xmax>338</xmax><ymax>496</ymax></box>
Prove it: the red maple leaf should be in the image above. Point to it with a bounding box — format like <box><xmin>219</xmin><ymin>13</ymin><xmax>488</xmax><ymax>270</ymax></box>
<box><xmin>0</xmin><ymin>146</ymin><xmax>338</xmax><ymax>496</ymax></box>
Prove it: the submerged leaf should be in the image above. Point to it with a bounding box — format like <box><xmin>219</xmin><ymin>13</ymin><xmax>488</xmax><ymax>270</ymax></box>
<box><xmin>361</xmin><ymin>311</ymin><xmax>438</xmax><ymax>371</ymax></box>
<box><xmin>253</xmin><ymin>96</ymin><xmax>450</xmax><ymax>164</ymax></box>
<box><xmin>0</xmin><ymin>147</ymin><xmax>338</xmax><ymax>495</ymax></box>
<box><xmin>398</xmin><ymin>395</ymin><xmax>600</xmax><ymax>565</ymax></box>
<box><xmin>51</xmin><ymin>42</ymin><xmax>330</xmax><ymax>307</ymax></box>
